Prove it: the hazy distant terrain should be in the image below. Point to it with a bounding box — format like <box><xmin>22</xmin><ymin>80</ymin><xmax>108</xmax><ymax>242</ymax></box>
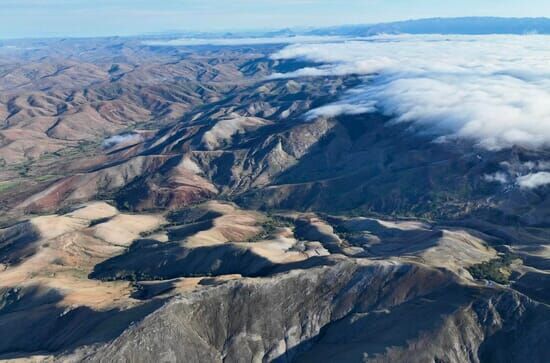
<box><xmin>311</xmin><ymin>17</ymin><xmax>550</xmax><ymax>35</ymax></box>
<box><xmin>0</xmin><ymin>19</ymin><xmax>549</xmax><ymax>362</ymax></box>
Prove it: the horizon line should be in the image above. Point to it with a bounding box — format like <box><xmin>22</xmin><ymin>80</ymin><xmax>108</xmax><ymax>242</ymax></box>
<box><xmin>2</xmin><ymin>15</ymin><xmax>550</xmax><ymax>42</ymax></box>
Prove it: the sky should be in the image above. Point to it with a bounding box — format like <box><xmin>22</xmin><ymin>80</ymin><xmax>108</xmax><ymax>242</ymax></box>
<box><xmin>1</xmin><ymin>0</ymin><xmax>550</xmax><ymax>39</ymax></box>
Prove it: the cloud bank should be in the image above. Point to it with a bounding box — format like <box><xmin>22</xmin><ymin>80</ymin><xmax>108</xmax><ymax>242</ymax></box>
<box><xmin>271</xmin><ymin>34</ymin><xmax>550</xmax><ymax>152</ymax></box>
<box><xmin>271</xmin><ymin>34</ymin><xmax>550</xmax><ymax>188</ymax></box>
<box><xmin>517</xmin><ymin>172</ymin><xmax>550</xmax><ymax>189</ymax></box>
<box><xmin>102</xmin><ymin>133</ymin><xmax>143</xmax><ymax>148</ymax></box>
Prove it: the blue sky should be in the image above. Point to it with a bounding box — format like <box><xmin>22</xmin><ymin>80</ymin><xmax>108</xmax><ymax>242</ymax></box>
<box><xmin>1</xmin><ymin>0</ymin><xmax>550</xmax><ymax>39</ymax></box>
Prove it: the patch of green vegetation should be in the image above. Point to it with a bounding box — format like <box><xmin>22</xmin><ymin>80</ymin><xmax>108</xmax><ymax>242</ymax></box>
<box><xmin>99</xmin><ymin>271</ymin><xmax>166</xmax><ymax>282</ymax></box>
<box><xmin>108</xmin><ymin>64</ymin><xmax>120</xmax><ymax>73</ymax></box>
<box><xmin>88</xmin><ymin>217</ymin><xmax>113</xmax><ymax>227</ymax></box>
<box><xmin>48</xmin><ymin>140</ymin><xmax>102</xmax><ymax>161</ymax></box>
<box><xmin>16</xmin><ymin>160</ymin><xmax>32</xmax><ymax>177</ymax></box>
<box><xmin>167</xmin><ymin>207</ymin><xmax>222</xmax><ymax>225</ymax></box>
<box><xmin>34</xmin><ymin>174</ymin><xmax>59</xmax><ymax>182</ymax></box>
<box><xmin>55</xmin><ymin>204</ymin><xmax>85</xmax><ymax>216</ymax></box>
<box><xmin>139</xmin><ymin>226</ymin><xmax>168</xmax><ymax>238</ymax></box>
<box><xmin>468</xmin><ymin>252</ymin><xmax>520</xmax><ymax>285</ymax></box>
<box><xmin>333</xmin><ymin>228</ymin><xmax>362</xmax><ymax>243</ymax></box>
<box><xmin>246</xmin><ymin>216</ymin><xmax>295</xmax><ymax>242</ymax></box>
<box><xmin>0</xmin><ymin>181</ymin><xmax>18</xmax><ymax>193</ymax></box>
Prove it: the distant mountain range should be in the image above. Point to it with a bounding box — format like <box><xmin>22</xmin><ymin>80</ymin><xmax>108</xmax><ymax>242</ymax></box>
<box><xmin>142</xmin><ymin>17</ymin><xmax>550</xmax><ymax>43</ymax></box>
<box><xmin>3</xmin><ymin>17</ymin><xmax>550</xmax><ymax>43</ymax></box>
<box><xmin>221</xmin><ymin>17</ymin><xmax>550</xmax><ymax>39</ymax></box>
<box><xmin>309</xmin><ymin>17</ymin><xmax>550</xmax><ymax>36</ymax></box>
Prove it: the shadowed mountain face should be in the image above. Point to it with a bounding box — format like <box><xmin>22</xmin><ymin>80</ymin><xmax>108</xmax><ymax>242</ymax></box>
<box><xmin>0</xmin><ymin>36</ymin><xmax>549</xmax><ymax>362</ymax></box>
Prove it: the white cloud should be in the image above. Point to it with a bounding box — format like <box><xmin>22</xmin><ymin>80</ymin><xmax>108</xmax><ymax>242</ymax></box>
<box><xmin>271</xmin><ymin>34</ymin><xmax>550</xmax><ymax>151</ymax></box>
<box><xmin>102</xmin><ymin>133</ymin><xmax>143</xmax><ymax>148</ymax></box>
<box><xmin>484</xmin><ymin>172</ymin><xmax>509</xmax><ymax>184</ymax></box>
<box><xmin>516</xmin><ymin>172</ymin><xmax>550</xmax><ymax>189</ymax></box>
<box><xmin>306</xmin><ymin>103</ymin><xmax>375</xmax><ymax>120</ymax></box>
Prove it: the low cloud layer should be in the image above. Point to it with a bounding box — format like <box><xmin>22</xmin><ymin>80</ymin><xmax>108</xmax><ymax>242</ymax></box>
<box><xmin>517</xmin><ymin>172</ymin><xmax>550</xmax><ymax>189</ymax></box>
<box><xmin>271</xmin><ymin>34</ymin><xmax>550</xmax><ymax>151</ymax></box>
<box><xmin>102</xmin><ymin>133</ymin><xmax>143</xmax><ymax>148</ymax></box>
<box><xmin>271</xmin><ymin>34</ymin><xmax>550</xmax><ymax>188</ymax></box>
